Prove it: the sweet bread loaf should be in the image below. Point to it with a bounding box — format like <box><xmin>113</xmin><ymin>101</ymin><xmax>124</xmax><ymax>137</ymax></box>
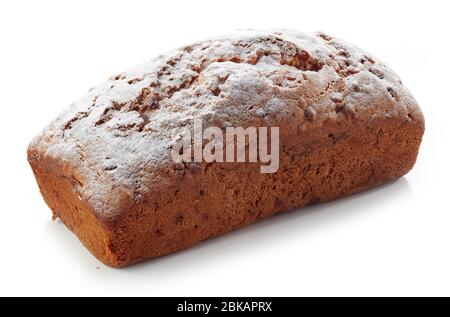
<box><xmin>27</xmin><ymin>30</ymin><xmax>424</xmax><ymax>267</ymax></box>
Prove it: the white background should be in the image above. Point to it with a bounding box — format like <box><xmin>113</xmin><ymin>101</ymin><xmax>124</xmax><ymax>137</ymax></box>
<box><xmin>0</xmin><ymin>0</ymin><xmax>449</xmax><ymax>296</ymax></box>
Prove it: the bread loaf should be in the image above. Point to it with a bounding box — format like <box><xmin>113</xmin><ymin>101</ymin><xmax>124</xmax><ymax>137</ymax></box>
<box><xmin>27</xmin><ymin>30</ymin><xmax>424</xmax><ymax>267</ymax></box>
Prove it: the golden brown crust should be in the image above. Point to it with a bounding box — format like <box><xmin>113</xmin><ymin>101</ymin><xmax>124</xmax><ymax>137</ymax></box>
<box><xmin>27</xmin><ymin>30</ymin><xmax>425</xmax><ymax>267</ymax></box>
<box><xmin>28</xmin><ymin>113</ymin><xmax>423</xmax><ymax>267</ymax></box>
<box><xmin>27</xmin><ymin>149</ymin><xmax>119</xmax><ymax>265</ymax></box>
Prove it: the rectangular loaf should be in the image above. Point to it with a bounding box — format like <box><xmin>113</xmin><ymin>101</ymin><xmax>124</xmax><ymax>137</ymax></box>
<box><xmin>28</xmin><ymin>30</ymin><xmax>424</xmax><ymax>267</ymax></box>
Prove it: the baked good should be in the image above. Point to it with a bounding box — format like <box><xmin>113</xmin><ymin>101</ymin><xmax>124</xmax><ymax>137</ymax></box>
<box><xmin>27</xmin><ymin>30</ymin><xmax>424</xmax><ymax>267</ymax></box>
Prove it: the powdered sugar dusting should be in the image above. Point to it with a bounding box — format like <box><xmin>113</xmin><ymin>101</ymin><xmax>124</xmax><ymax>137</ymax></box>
<box><xmin>29</xmin><ymin>29</ymin><xmax>421</xmax><ymax>221</ymax></box>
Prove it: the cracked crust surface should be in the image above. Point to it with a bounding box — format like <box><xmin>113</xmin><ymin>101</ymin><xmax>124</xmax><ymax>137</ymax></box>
<box><xmin>28</xmin><ymin>30</ymin><xmax>424</xmax><ymax>266</ymax></box>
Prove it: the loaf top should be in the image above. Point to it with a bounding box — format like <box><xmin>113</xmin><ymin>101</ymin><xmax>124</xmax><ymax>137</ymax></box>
<box><xmin>29</xmin><ymin>29</ymin><xmax>422</xmax><ymax>222</ymax></box>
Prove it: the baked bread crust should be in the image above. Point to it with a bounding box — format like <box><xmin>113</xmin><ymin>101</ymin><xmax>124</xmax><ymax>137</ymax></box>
<box><xmin>28</xmin><ymin>30</ymin><xmax>424</xmax><ymax>267</ymax></box>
